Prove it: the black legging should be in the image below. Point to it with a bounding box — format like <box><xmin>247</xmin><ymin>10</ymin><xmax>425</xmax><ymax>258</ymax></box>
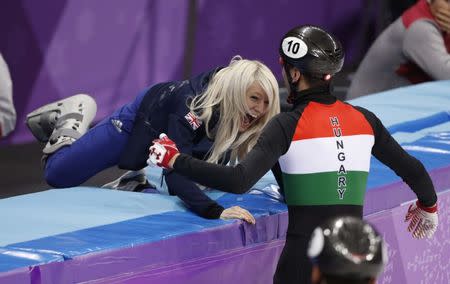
<box><xmin>273</xmin><ymin>235</ymin><xmax>312</xmax><ymax>284</ymax></box>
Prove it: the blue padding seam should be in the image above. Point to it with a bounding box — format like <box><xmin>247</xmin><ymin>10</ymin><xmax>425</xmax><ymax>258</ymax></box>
<box><xmin>388</xmin><ymin>111</ymin><xmax>450</xmax><ymax>134</ymax></box>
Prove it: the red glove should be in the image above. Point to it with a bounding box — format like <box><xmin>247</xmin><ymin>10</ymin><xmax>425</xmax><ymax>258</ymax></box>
<box><xmin>405</xmin><ymin>201</ymin><xmax>438</xmax><ymax>239</ymax></box>
<box><xmin>147</xmin><ymin>133</ymin><xmax>180</xmax><ymax>169</ymax></box>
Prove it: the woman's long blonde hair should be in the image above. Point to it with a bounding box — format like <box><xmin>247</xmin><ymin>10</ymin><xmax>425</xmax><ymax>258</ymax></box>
<box><xmin>190</xmin><ymin>56</ymin><xmax>280</xmax><ymax>164</ymax></box>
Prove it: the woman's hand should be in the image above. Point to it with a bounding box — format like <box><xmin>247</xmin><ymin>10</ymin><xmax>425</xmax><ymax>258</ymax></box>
<box><xmin>435</xmin><ymin>8</ymin><xmax>450</xmax><ymax>33</ymax></box>
<box><xmin>147</xmin><ymin>133</ymin><xmax>180</xmax><ymax>169</ymax></box>
<box><xmin>220</xmin><ymin>206</ymin><xmax>256</xmax><ymax>224</ymax></box>
<box><xmin>430</xmin><ymin>0</ymin><xmax>450</xmax><ymax>33</ymax></box>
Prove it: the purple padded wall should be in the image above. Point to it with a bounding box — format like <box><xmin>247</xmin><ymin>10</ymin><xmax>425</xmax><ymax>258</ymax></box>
<box><xmin>0</xmin><ymin>0</ymin><xmax>367</xmax><ymax>145</ymax></box>
<box><xmin>0</xmin><ymin>0</ymin><xmax>189</xmax><ymax>144</ymax></box>
<box><xmin>369</xmin><ymin>190</ymin><xmax>450</xmax><ymax>284</ymax></box>
<box><xmin>192</xmin><ymin>0</ymin><xmax>364</xmax><ymax>77</ymax></box>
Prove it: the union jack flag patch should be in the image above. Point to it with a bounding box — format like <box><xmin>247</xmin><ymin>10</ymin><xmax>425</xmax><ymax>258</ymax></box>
<box><xmin>184</xmin><ymin>111</ymin><xmax>202</xmax><ymax>130</ymax></box>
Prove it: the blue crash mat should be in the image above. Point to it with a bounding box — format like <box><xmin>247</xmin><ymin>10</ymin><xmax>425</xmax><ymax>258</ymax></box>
<box><xmin>1</xmin><ymin>80</ymin><xmax>450</xmax><ymax>276</ymax></box>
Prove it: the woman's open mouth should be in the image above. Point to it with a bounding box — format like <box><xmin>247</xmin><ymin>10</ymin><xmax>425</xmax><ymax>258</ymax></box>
<box><xmin>247</xmin><ymin>112</ymin><xmax>258</xmax><ymax>123</ymax></box>
<box><xmin>242</xmin><ymin>113</ymin><xmax>258</xmax><ymax>128</ymax></box>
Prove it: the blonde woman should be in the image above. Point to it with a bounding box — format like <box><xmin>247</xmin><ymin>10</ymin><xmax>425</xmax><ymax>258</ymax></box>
<box><xmin>26</xmin><ymin>56</ymin><xmax>280</xmax><ymax>222</ymax></box>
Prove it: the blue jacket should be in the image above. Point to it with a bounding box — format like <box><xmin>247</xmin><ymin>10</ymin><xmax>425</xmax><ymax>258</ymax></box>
<box><xmin>119</xmin><ymin>68</ymin><xmax>225</xmax><ymax>219</ymax></box>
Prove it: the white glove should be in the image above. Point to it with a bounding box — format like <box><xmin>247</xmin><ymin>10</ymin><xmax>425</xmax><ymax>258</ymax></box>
<box><xmin>405</xmin><ymin>201</ymin><xmax>438</xmax><ymax>239</ymax></box>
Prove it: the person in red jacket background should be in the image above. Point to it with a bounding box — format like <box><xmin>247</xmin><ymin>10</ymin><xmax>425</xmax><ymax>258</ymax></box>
<box><xmin>347</xmin><ymin>0</ymin><xmax>450</xmax><ymax>99</ymax></box>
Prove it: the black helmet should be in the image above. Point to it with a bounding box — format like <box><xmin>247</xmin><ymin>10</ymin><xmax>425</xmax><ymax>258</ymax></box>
<box><xmin>279</xmin><ymin>25</ymin><xmax>344</xmax><ymax>79</ymax></box>
<box><xmin>308</xmin><ymin>216</ymin><xmax>387</xmax><ymax>279</ymax></box>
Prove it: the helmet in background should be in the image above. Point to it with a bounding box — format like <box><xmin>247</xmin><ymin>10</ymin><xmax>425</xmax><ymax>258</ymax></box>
<box><xmin>308</xmin><ymin>216</ymin><xmax>387</xmax><ymax>279</ymax></box>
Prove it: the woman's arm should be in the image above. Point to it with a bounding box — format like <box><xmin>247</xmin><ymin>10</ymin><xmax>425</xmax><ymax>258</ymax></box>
<box><xmin>403</xmin><ymin>20</ymin><xmax>450</xmax><ymax>80</ymax></box>
<box><xmin>165</xmin><ymin>113</ymin><xmax>226</xmax><ymax>218</ymax></box>
<box><xmin>170</xmin><ymin>114</ymin><xmax>293</xmax><ymax>194</ymax></box>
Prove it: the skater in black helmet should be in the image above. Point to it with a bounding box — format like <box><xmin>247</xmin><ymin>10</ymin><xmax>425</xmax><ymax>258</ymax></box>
<box><xmin>148</xmin><ymin>25</ymin><xmax>438</xmax><ymax>284</ymax></box>
<box><xmin>308</xmin><ymin>216</ymin><xmax>387</xmax><ymax>284</ymax></box>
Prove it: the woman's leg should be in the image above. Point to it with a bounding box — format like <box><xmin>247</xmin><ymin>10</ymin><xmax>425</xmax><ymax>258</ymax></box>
<box><xmin>43</xmin><ymin>91</ymin><xmax>147</xmax><ymax>188</ymax></box>
<box><xmin>44</xmin><ymin>116</ymin><xmax>130</xmax><ymax>187</ymax></box>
